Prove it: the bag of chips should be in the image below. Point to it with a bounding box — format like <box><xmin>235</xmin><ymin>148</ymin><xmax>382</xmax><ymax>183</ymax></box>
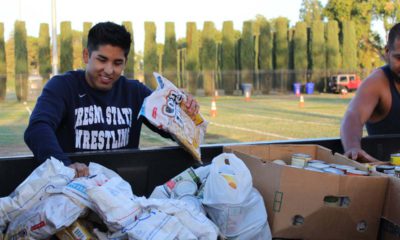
<box><xmin>139</xmin><ymin>73</ymin><xmax>207</xmax><ymax>163</ymax></box>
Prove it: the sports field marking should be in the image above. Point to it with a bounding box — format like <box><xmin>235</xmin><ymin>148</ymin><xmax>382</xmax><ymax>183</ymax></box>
<box><xmin>243</xmin><ymin>114</ymin><xmax>338</xmax><ymax>126</ymax></box>
<box><xmin>209</xmin><ymin>121</ymin><xmax>294</xmax><ymax>140</ymax></box>
<box><xmin>140</xmin><ymin>130</ymin><xmax>176</xmax><ymax>145</ymax></box>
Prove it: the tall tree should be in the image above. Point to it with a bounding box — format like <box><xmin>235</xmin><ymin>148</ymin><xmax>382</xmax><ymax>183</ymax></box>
<box><xmin>274</xmin><ymin>17</ymin><xmax>289</xmax><ymax>70</ymax></box>
<box><xmin>82</xmin><ymin>22</ymin><xmax>92</xmax><ymax>49</ymax></box>
<box><xmin>185</xmin><ymin>22</ymin><xmax>200</xmax><ymax>94</ymax></box>
<box><xmin>342</xmin><ymin>20</ymin><xmax>357</xmax><ymax>71</ymax></box>
<box><xmin>299</xmin><ymin>0</ymin><xmax>324</xmax><ymax>26</ymax></box>
<box><xmin>257</xmin><ymin>17</ymin><xmax>273</xmax><ymax>93</ymax></box>
<box><xmin>221</xmin><ymin>21</ymin><xmax>236</xmax><ymax>94</ymax></box>
<box><xmin>122</xmin><ymin>21</ymin><xmax>135</xmax><ymax>79</ymax></box>
<box><xmin>376</xmin><ymin>1</ymin><xmax>400</xmax><ymax>35</ymax></box>
<box><xmin>240</xmin><ymin>21</ymin><xmax>255</xmax><ymax>85</ymax></box>
<box><xmin>72</xmin><ymin>30</ymin><xmax>83</xmax><ymax>70</ymax></box>
<box><xmin>144</xmin><ymin>22</ymin><xmax>158</xmax><ymax>89</ymax></box>
<box><xmin>14</xmin><ymin>20</ymin><xmax>28</xmax><ymax>102</ymax></box>
<box><xmin>60</xmin><ymin>21</ymin><xmax>73</xmax><ymax>73</ymax></box>
<box><xmin>0</xmin><ymin>23</ymin><xmax>6</xmax><ymax>101</ymax></box>
<box><xmin>293</xmin><ymin>22</ymin><xmax>308</xmax><ymax>85</ymax></box>
<box><xmin>200</xmin><ymin>21</ymin><xmax>217</xmax><ymax>96</ymax></box>
<box><xmin>162</xmin><ymin>22</ymin><xmax>177</xmax><ymax>84</ymax></box>
<box><xmin>311</xmin><ymin>21</ymin><xmax>326</xmax><ymax>90</ymax></box>
<box><xmin>38</xmin><ymin>23</ymin><xmax>51</xmax><ymax>82</ymax></box>
<box><xmin>326</xmin><ymin>20</ymin><xmax>340</xmax><ymax>71</ymax></box>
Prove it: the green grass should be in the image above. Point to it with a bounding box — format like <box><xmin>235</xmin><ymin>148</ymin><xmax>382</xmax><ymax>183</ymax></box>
<box><xmin>0</xmin><ymin>93</ymin><xmax>358</xmax><ymax>156</ymax></box>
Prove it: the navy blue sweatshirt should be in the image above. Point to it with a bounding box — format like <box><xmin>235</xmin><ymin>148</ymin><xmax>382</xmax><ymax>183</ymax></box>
<box><xmin>24</xmin><ymin>70</ymin><xmax>169</xmax><ymax>165</ymax></box>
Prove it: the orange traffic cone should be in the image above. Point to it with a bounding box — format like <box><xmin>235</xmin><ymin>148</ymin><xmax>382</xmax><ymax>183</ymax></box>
<box><xmin>299</xmin><ymin>95</ymin><xmax>305</xmax><ymax>108</ymax></box>
<box><xmin>245</xmin><ymin>91</ymin><xmax>251</xmax><ymax>102</ymax></box>
<box><xmin>211</xmin><ymin>98</ymin><xmax>217</xmax><ymax>117</ymax></box>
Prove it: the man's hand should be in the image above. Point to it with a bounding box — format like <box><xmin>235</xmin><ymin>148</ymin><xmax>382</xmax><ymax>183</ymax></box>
<box><xmin>344</xmin><ymin>148</ymin><xmax>382</xmax><ymax>164</ymax></box>
<box><xmin>183</xmin><ymin>93</ymin><xmax>200</xmax><ymax>119</ymax></box>
<box><xmin>68</xmin><ymin>162</ymin><xmax>89</xmax><ymax>178</ymax></box>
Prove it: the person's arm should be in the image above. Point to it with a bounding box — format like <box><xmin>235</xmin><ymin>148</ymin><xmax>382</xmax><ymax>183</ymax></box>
<box><xmin>340</xmin><ymin>73</ymin><xmax>381</xmax><ymax>163</ymax></box>
<box><xmin>24</xmin><ymin>76</ymin><xmax>89</xmax><ymax>176</ymax></box>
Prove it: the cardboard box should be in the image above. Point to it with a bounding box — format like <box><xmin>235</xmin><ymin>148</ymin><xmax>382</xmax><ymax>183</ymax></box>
<box><xmin>379</xmin><ymin>176</ymin><xmax>400</xmax><ymax>239</ymax></box>
<box><xmin>224</xmin><ymin>144</ymin><xmax>388</xmax><ymax>240</ymax></box>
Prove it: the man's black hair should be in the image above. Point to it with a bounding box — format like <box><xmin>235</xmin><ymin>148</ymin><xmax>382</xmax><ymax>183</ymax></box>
<box><xmin>87</xmin><ymin>21</ymin><xmax>131</xmax><ymax>58</ymax></box>
<box><xmin>388</xmin><ymin>23</ymin><xmax>400</xmax><ymax>50</ymax></box>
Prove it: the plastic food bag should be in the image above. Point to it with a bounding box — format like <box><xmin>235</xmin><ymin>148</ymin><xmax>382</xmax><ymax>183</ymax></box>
<box><xmin>0</xmin><ymin>157</ymin><xmax>75</xmax><ymax>230</ymax></box>
<box><xmin>62</xmin><ymin>162</ymin><xmax>134</xmax><ymax>210</ymax></box>
<box><xmin>5</xmin><ymin>194</ymin><xmax>86</xmax><ymax>240</ymax></box>
<box><xmin>202</xmin><ymin>153</ymin><xmax>252</xmax><ymax>205</ymax></box>
<box><xmin>86</xmin><ymin>177</ymin><xmax>141</xmax><ymax>233</ymax></box>
<box><xmin>129</xmin><ymin>197</ymin><xmax>218</xmax><ymax>240</ymax></box>
<box><xmin>139</xmin><ymin>72</ymin><xmax>207</xmax><ymax>163</ymax></box>
<box><xmin>205</xmin><ymin>188</ymin><xmax>270</xmax><ymax>239</ymax></box>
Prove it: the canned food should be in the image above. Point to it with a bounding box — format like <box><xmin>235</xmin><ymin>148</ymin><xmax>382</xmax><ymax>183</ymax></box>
<box><xmin>291</xmin><ymin>153</ymin><xmax>312</xmax><ymax>168</ymax></box>
<box><xmin>173</xmin><ymin>180</ymin><xmax>198</xmax><ymax>197</ymax></box>
<box><xmin>391</xmin><ymin>153</ymin><xmax>400</xmax><ymax>166</ymax></box>
<box><xmin>323</xmin><ymin>167</ymin><xmax>345</xmax><ymax>175</ymax></box>
<box><xmin>307</xmin><ymin>162</ymin><xmax>330</xmax><ymax>169</ymax></box>
<box><xmin>308</xmin><ymin>160</ymin><xmax>325</xmax><ymax>164</ymax></box>
<box><xmin>376</xmin><ymin>165</ymin><xmax>395</xmax><ymax>174</ymax></box>
<box><xmin>164</xmin><ymin>168</ymin><xmax>200</xmax><ymax>198</ymax></box>
<box><xmin>346</xmin><ymin>169</ymin><xmax>369</xmax><ymax>176</ymax></box>
<box><xmin>304</xmin><ymin>167</ymin><xmax>324</xmax><ymax>173</ymax></box>
<box><xmin>330</xmin><ymin>164</ymin><xmax>356</xmax><ymax>173</ymax></box>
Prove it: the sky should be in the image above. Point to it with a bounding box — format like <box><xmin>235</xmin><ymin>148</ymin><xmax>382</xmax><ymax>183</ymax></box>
<box><xmin>2</xmin><ymin>0</ymin><xmax>332</xmax><ymax>52</ymax></box>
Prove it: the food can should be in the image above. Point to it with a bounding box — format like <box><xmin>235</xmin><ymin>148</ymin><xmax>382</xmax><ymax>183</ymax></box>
<box><xmin>164</xmin><ymin>167</ymin><xmax>201</xmax><ymax>198</ymax></box>
<box><xmin>173</xmin><ymin>180</ymin><xmax>198</xmax><ymax>197</ymax></box>
<box><xmin>323</xmin><ymin>167</ymin><xmax>345</xmax><ymax>175</ymax></box>
<box><xmin>376</xmin><ymin>165</ymin><xmax>395</xmax><ymax>174</ymax></box>
<box><xmin>308</xmin><ymin>160</ymin><xmax>325</xmax><ymax>164</ymax></box>
<box><xmin>291</xmin><ymin>153</ymin><xmax>312</xmax><ymax>168</ymax></box>
<box><xmin>391</xmin><ymin>153</ymin><xmax>400</xmax><ymax>166</ymax></box>
<box><xmin>307</xmin><ymin>162</ymin><xmax>330</xmax><ymax>169</ymax></box>
<box><xmin>346</xmin><ymin>169</ymin><xmax>369</xmax><ymax>176</ymax></box>
<box><xmin>304</xmin><ymin>167</ymin><xmax>324</xmax><ymax>173</ymax></box>
<box><xmin>330</xmin><ymin>164</ymin><xmax>356</xmax><ymax>173</ymax></box>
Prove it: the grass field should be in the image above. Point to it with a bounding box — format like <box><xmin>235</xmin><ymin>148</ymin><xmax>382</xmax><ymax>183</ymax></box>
<box><xmin>0</xmin><ymin>93</ymin><xmax>359</xmax><ymax>156</ymax></box>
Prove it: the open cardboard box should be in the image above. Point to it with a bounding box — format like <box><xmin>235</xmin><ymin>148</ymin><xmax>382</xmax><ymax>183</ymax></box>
<box><xmin>224</xmin><ymin>144</ymin><xmax>388</xmax><ymax>240</ymax></box>
<box><xmin>379</xmin><ymin>176</ymin><xmax>400</xmax><ymax>239</ymax></box>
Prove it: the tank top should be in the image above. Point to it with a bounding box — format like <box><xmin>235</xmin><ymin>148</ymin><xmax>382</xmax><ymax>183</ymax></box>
<box><xmin>366</xmin><ymin>65</ymin><xmax>400</xmax><ymax>135</ymax></box>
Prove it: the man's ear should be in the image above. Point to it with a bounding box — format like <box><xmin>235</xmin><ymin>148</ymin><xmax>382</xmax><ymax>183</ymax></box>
<box><xmin>83</xmin><ymin>48</ymin><xmax>89</xmax><ymax>64</ymax></box>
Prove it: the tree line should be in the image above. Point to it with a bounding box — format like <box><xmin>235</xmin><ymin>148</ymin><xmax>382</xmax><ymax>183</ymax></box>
<box><xmin>3</xmin><ymin>0</ymin><xmax>398</xmax><ymax>101</ymax></box>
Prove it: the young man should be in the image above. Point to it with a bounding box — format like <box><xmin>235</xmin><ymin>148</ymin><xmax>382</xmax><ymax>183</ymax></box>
<box><xmin>341</xmin><ymin>23</ymin><xmax>400</xmax><ymax>163</ymax></box>
<box><xmin>24</xmin><ymin>22</ymin><xmax>199</xmax><ymax>177</ymax></box>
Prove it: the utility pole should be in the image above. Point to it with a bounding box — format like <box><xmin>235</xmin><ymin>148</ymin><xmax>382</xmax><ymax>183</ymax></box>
<box><xmin>51</xmin><ymin>0</ymin><xmax>58</xmax><ymax>76</ymax></box>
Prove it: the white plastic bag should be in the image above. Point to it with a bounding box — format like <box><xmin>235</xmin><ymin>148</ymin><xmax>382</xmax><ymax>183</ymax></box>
<box><xmin>5</xmin><ymin>194</ymin><xmax>86</xmax><ymax>240</ymax></box>
<box><xmin>63</xmin><ymin>162</ymin><xmax>134</xmax><ymax>209</ymax></box>
<box><xmin>205</xmin><ymin>188</ymin><xmax>270</xmax><ymax>239</ymax></box>
<box><xmin>0</xmin><ymin>157</ymin><xmax>75</xmax><ymax>229</ymax></box>
<box><xmin>202</xmin><ymin>153</ymin><xmax>252</xmax><ymax>205</ymax></box>
<box><xmin>130</xmin><ymin>197</ymin><xmax>219</xmax><ymax>240</ymax></box>
<box><xmin>139</xmin><ymin>72</ymin><xmax>207</xmax><ymax>163</ymax></box>
<box><xmin>86</xmin><ymin>177</ymin><xmax>141</xmax><ymax>233</ymax></box>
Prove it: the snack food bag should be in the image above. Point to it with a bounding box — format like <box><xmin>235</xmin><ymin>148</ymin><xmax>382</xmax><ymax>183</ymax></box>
<box><xmin>139</xmin><ymin>72</ymin><xmax>207</xmax><ymax>163</ymax></box>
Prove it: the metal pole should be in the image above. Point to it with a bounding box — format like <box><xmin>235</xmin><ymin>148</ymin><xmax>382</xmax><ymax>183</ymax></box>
<box><xmin>51</xmin><ymin>0</ymin><xmax>58</xmax><ymax>76</ymax></box>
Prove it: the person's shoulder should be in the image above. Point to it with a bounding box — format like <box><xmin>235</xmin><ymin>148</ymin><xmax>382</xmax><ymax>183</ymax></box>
<box><xmin>122</xmin><ymin>77</ymin><xmax>152</xmax><ymax>93</ymax></box>
<box><xmin>47</xmin><ymin>70</ymin><xmax>83</xmax><ymax>86</ymax></box>
<box><xmin>360</xmin><ymin>67</ymin><xmax>388</xmax><ymax>89</ymax></box>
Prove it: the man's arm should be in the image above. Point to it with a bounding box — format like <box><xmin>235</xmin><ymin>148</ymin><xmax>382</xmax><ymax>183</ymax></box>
<box><xmin>340</xmin><ymin>72</ymin><xmax>382</xmax><ymax>163</ymax></box>
<box><xmin>24</xmin><ymin>77</ymin><xmax>71</xmax><ymax>165</ymax></box>
<box><xmin>24</xmin><ymin>76</ymin><xmax>89</xmax><ymax>176</ymax></box>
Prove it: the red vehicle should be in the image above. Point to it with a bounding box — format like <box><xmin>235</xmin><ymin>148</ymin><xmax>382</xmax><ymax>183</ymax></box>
<box><xmin>327</xmin><ymin>74</ymin><xmax>362</xmax><ymax>93</ymax></box>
